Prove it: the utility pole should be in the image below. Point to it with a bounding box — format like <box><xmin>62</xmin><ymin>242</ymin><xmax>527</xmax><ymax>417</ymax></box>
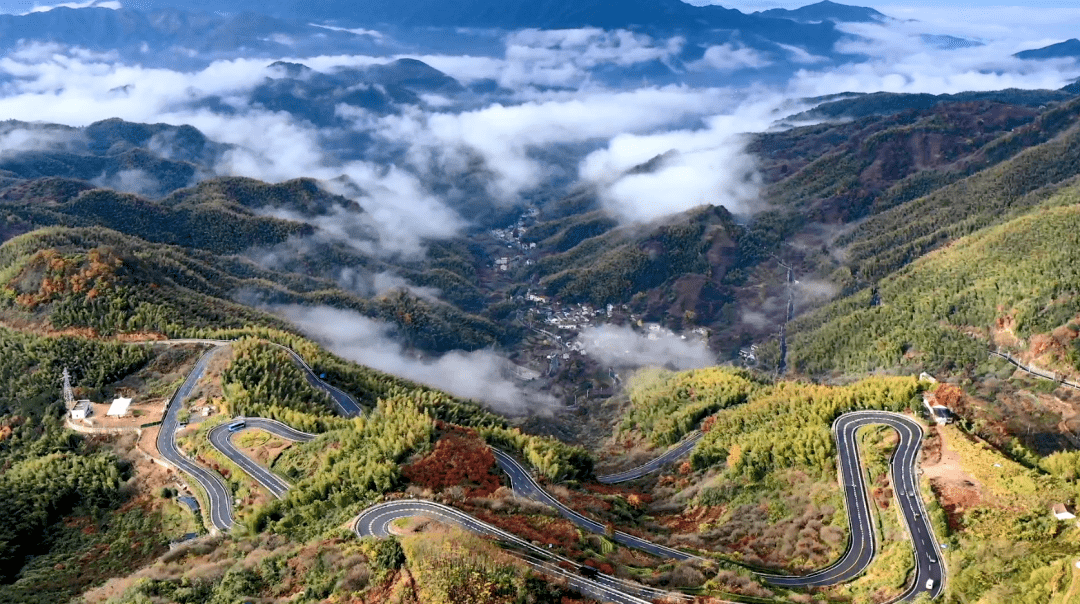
<box><xmin>62</xmin><ymin>367</ymin><xmax>75</xmax><ymax>410</ymax></box>
<box><xmin>771</xmin><ymin>255</ymin><xmax>795</xmax><ymax>377</ymax></box>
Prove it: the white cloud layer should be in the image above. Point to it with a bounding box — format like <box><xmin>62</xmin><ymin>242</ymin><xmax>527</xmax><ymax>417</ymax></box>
<box><xmin>275</xmin><ymin>304</ymin><xmax>556</xmax><ymax>415</ymax></box>
<box><xmin>26</xmin><ymin>0</ymin><xmax>119</xmax><ymax>13</ymax></box>
<box><xmin>783</xmin><ymin>13</ymin><xmax>1080</xmax><ymax>97</ymax></box>
<box><xmin>576</xmin><ymin>324</ymin><xmax>715</xmax><ymax>370</ymax></box>
<box><xmin>1</xmin><ymin>4</ymin><xmax>1078</xmax><ymax>246</ymax></box>
<box><xmin>501</xmin><ymin>28</ymin><xmax>684</xmax><ymax>88</ymax></box>
<box><xmin>579</xmin><ymin>101</ymin><xmax>778</xmax><ymax>221</ymax></box>
<box><xmin>0</xmin><ymin>44</ymin><xmax>466</xmax><ymax>257</ymax></box>
<box><xmin>376</xmin><ymin>86</ymin><xmax>739</xmax><ymax>201</ymax></box>
<box><xmin>688</xmin><ymin>44</ymin><xmax>773</xmax><ymax>72</ymax></box>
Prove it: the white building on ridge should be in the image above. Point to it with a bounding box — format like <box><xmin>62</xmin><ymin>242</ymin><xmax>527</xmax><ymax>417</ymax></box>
<box><xmin>70</xmin><ymin>400</ymin><xmax>92</xmax><ymax>420</ymax></box>
<box><xmin>107</xmin><ymin>397</ymin><xmax>132</xmax><ymax>418</ymax></box>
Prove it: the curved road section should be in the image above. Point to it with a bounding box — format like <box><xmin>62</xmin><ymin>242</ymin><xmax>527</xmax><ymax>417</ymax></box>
<box><xmin>495</xmin><ymin>411</ymin><xmax>944</xmax><ymax>602</ymax></box>
<box><xmin>166</xmin><ymin>341</ymin><xmax>942</xmax><ymax>604</ymax></box>
<box><xmin>492</xmin><ymin>448</ymin><xmax>703</xmax><ymax>562</ymax></box>
<box><xmin>596</xmin><ymin>431</ymin><xmax>702</xmax><ymax>484</ymax></box>
<box><xmin>354</xmin><ymin>500</ymin><xmax>676</xmax><ymax>604</ymax></box>
<box><xmin>156</xmin><ymin>346</ymin><xmax>235</xmax><ymax>531</ymax></box>
<box><xmin>155</xmin><ymin>340</ymin><xmax>360</xmax><ymax>532</ymax></box>
<box><xmin>762</xmin><ymin>411</ymin><xmax>945</xmax><ymax>601</ymax></box>
<box><xmin>272</xmin><ymin>344</ymin><xmax>364</xmax><ymax>416</ymax></box>
<box><xmin>208</xmin><ymin>418</ymin><xmax>316</xmax><ymax>498</ymax></box>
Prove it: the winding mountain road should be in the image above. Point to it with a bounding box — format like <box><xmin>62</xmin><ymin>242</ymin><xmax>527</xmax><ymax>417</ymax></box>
<box><xmin>155</xmin><ymin>346</ymin><xmax>235</xmax><ymax>530</ymax></box>
<box><xmin>762</xmin><ymin>412</ymin><xmax>945</xmax><ymax>601</ymax></box>
<box><xmin>589</xmin><ymin>413</ymin><xmax>944</xmax><ymax>600</ymax></box>
<box><xmin>353</xmin><ymin>500</ymin><xmax>677</xmax><ymax>604</ymax></box>
<box><xmin>595</xmin><ymin>431</ymin><xmax>703</xmax><ymax>484</ymax></box>
<box><xmin>155</xmin><ymin>341</ymin><xmax>944</xmax><ymax>601</ymax></box>
<box><xmin>492</xmin><ymin>448</ymin><xmax>703</xmax><ymax>562</ymax></box>
<box><xmin>207</xmin><ymin>418</ymin><xmax>315</xmax><ymax>498</ymax></box>
<box><xmin>154</xmin><ymin>339</ymin><xmax>362</xmax><ymax>531</ymax></box>
<box><xmin>271</xmin><ymin>344</ymin><xmax>364</xmax><ymax>415</ymax></box>
<box><xmin>208</xmin><ymin>408</ymin><xmax>945</xmax><ymax>601</ymax></box>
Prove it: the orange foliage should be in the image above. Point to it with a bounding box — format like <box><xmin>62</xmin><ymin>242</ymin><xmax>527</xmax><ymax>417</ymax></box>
<box><xmin>934</xmin><ymin>384</ymin><xmax>963</xmax><ymax>408</ymax></box>
<box><xmin>471</xmin><ymin>510</ymin><xmax>582</xmax><ymax>554</ymax></box>
<box><xmin>582</xmin><ymin>559</ymin><xmax>615</xmax><ymax>575</ymax></box>
<box><xmin>9</xmin><ymin>247</ymin><xmax>121</xmax><ymax>308</ymax></box>
<box><xmin>403</xmin><ymin>423</ymin><xmax>501</xmax><ymax>497</ymax></box>
<box><xmin>702</xmin><ymin>415</ymin><xmax>717</xmax><ymax>433</ymax></box>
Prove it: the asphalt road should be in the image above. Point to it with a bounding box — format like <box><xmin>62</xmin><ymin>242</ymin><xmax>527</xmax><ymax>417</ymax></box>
<box><xmin>492</xmin><ymin>448</ymin><xmax>704</xmax><ymax>562</ymax></box>
<box><xmin>763</xmin><ymin>411</ymin><xmax>945</xmax><ymax>601</ymax></box>
<box><xmin>155</xmin><ymin>346</ymin><xmax>235</xmax><ymax>531</ymax></box>
<box><xmin>271</xmin><ymin>344</ymin><xmax>364</xmax><ymax>416</ymax></box>
<box><xmin>595</xmin><ymin>431</ymin><xmax>702</xmax><ymax>484</ymax></box>
<box><xmin>495</xmin><ymin>412</ymin><xmax>944</xmax><ymax>602</ymax></box>
<box><xmin>353</xmin><ymin>499</ymin><xmax>675</xmax><ymax>604</ymax></box>
<box><xmin>208</xmin><ymin>418</ymin><xmax>316</xmax><ymax>499</ymax></box>
<box><xmin>155</xmin><ymin>340</ymin><xmax>358</xmax><ymax>532</ymax></box>
<box><xmin>155</xmin><ymin>340</ymin><xmax>942</xmax><ymax>601</ymax></box>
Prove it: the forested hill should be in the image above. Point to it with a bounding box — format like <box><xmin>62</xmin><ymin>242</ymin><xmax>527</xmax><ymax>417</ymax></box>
<box><xmin>747</xmin><ymin>90</ymin><xmax>1080</xmax><ymax>382</ymax></box>
<box><xmin>789</xmin><ymin>190</ymin><xmax>1080</xmax><ymax>376</ymax></box>
<box><xmin>0</xmin><ymin>225</ymin><xmax>511</xmax><ymax>352</ymax></box>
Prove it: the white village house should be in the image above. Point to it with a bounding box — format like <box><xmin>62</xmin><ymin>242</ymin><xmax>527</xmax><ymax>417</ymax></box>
<box><xmin>1051</xmin><ymin>503</ymin><xmax>1076</xmax><ymax>521</ymax></box>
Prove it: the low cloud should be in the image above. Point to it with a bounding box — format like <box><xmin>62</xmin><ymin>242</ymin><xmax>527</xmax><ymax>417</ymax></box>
<box><xmin>794</xmin><ymin>278</ymin><xmax>839</xmax><ymax>307</ymax></box>
<box><xmin>777</xmin><ymin>43</ymin><xmax>829</xmax><ymax>65</ymax></box>
<box><xmin>276</xmin><ymin>304</ymin><xmax>557</xmax><ymax>416</ymax></box>
<box><xmin>0</xmin><ymin>122</ymin><xmax>81</xmax><ymax>156</ymax></box>
<box><xmin>91</xmin><ymin>168</ymin><xmax>164</xmax><ymax>198</ymax></box>
<box><xmin>576</xmin><ymin>324</ymin><xmax>715</xmax><ymax>370</ymax></box>
<box><xmin>377</xmin><ymin>86</ymin><xmax>737</xmax><ymax>201</ymax></box>
<box><xmin>688</xmin><ymin>44</ymin><xmax>772</xmax><ymax>72</ymax></box>
<box><xmin>308</xmin><ymin>24</ymin><xmax>385</xmax><ymax>40</ymax></box>
<box><xmin>740</xmin><ymin>309</ymin><xmax>771</xmax><ymax>330</ymax></box>
<box><xmin>501</xmin><ymin>28</ymin><xmax>684</xmax><ymax>88</ymax></box>
<box><xmin>873</xmin><ymin>4</ymin><xmax>1080</xmax><ymax>44</ymax></box>
<box><xmin>249</xmin><ymin>173</ymin><xmax>464</xmax><ymax>259</ymax></box>
<box><xmin>372</xmin><ymin>271</ymin><xmax>442</xmax><ymax>302</ymax></box>
<box><xmin>26</xmin><ymin>1</ymin><xmax>120</xmax><ymax>13</ymax></box>
<box><xmin>0</xmin><ymin>45</ymin><xmax>469</xmax><ymax>257</ymax></box>
<box><xmin>579</xmin><ymin>101</ymin><xmax>776</xmax><ymax>221</ymax></box>
<box><xmin>786</xmin><ymin>19</ymin><xmax>1080</xmax><ymax>98</ymax></box>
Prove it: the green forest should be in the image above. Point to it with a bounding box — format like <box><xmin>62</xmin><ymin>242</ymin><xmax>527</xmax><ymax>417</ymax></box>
<box><xmin>0</xmin><ymin>330</ymin><xmax>157</xmax><ymax>602</ymax></box>
<box><xmin>622</xmin><ymin>366</ymin><xmax>765</xmax><ymax>446</ymax></box>
<box><xmin>789</xmin><ymin>192</ymin><xmax>1080</xmax><ymax>375</ymax></box>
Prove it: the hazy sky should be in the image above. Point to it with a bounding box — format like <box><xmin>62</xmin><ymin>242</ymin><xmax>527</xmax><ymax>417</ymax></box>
<box><xmin>712</xmin><ymin>0</ymin><xmax>1080</xmax><ymax>8</ymax></box>
<box><xmin>700</xmin><ymin>1</ymin><xmax>1080</xmax><ymax>41</ymax></box>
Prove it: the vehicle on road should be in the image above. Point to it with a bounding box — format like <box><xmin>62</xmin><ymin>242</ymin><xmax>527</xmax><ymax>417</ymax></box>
<box><xmin>926</xmin><ymin>579</ymin><xmax>935</xmax><ymax>590</ymax></box>
<box><xmin>228</xmin><ymin>420</ymin><xmax>246</xmax><ymax>432</ymax></box>
<box><xmin>579</xmin><ymin>565</ymin><xmax>599</xmax><ymax>579</ymax></box>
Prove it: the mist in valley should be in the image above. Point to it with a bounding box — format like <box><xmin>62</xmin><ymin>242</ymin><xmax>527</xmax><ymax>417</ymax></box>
<box><xmin>0</xmin><ymin>0</ymin><xmax>1078</xmax><ymax>412</ymax></box>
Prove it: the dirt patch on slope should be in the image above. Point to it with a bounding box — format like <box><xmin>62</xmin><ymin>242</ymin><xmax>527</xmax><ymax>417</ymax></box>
<box><xmin>921</xmin><ymin>426</ymin><xmax>985</xmax><ymax>529</ymax></box>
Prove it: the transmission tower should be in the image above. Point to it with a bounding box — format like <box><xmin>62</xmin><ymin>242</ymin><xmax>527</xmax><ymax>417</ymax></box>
<box><xmin>62</xmin><ymin>367</ymin><xmax>75</xmax><ymax>409</ymax></box>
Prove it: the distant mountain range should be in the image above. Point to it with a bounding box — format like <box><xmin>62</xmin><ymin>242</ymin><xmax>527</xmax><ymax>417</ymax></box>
<box><xmin>756</xmin><ymin>0</ymin><xmax>887</xmax><ymax>23</ymax></box>
<box><xmin>0</xmin><ymin>1</ymin><xmax>1009</xmax><ymax>81</ymax></box>
<box><xmin>1015</xmin><ymin>38</ymin><xmax>1080</xmax><ymax>60</ymax></box>
<box><xmin>151</xmin><ymin>0</ymin><xmax>849</xmax><ymax>35</ymax></box>
<box><xmin>0</xmin><ymin>1</ymin><xmax>872</xmax><ymax>71</ymax></box>
<box><xmin>0</xmin><ymin>118</ymin><xmax>228</xmax><ymax>197</ymax></box>
<box><xmin>238</xmin><ymin>59</ymin><xmax>463</xmax><ymax>126</ymax></box>
<box><xmin>0</xmin><ymin>6</ymin><xmax>386</xmax><ymax>65</ymax></box>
